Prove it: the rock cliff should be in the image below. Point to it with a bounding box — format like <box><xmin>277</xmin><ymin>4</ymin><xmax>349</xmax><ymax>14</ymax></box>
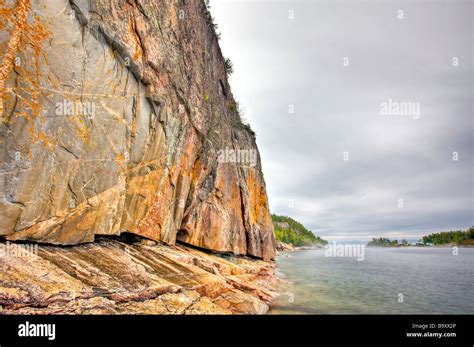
<box><xmin>0</xmin><ymin>0</ymin><xmax>275</xmax><ymax>260</ymax></box>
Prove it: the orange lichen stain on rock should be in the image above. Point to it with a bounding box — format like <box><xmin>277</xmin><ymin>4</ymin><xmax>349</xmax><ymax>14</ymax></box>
<box><xmin>128</xmin><ymin>12</ymin><xmax>142</xmax><ymax>62</ymax></box>
<box><xmin>192</xmin><ymin>157</ymin><xmax>202</xmax><ymax>184</ymax></box>
<box><xmin>28</xmin><ymin>14</ymin><xmax>48</xmax><ymax>80</ymax></box>
<box><xmin>115</xmin><ymin>153</ymin><xmax>127</xmax><ymax>174</ymax></box>
<box><xmin>246</xmin><ymin>169</ymin><xmax>268</xmax><ymax>225</ymax></box>
<box><xmin>0</xmin><ymin>6</ymin><xmax>12</xmax><ymax>17</ymax></box>
<box><xmin>0</xmin><ymin>0</ymin><xmax>51</xmax><ymax>147</ymax></box>
<box><xmin>0</xmin><ymin>0</ymin><xmax>30</xmax><ymax>112</ymax></box>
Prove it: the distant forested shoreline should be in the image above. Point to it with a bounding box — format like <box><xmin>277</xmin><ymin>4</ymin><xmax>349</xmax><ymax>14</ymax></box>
<box><xmin>367</xmin><ymin>227</ymin><xmax>474</xmax><ymax>247</ymax></box>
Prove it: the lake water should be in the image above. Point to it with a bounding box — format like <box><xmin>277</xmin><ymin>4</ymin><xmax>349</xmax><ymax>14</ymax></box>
<box><xmin>270</xmin><ymin>247</ymin><xmax>474</xmax><ymax>314</ymax></box>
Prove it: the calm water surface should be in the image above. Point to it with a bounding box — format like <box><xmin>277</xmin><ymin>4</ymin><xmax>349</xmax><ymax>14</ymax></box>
<box><xmin>270</xmin><ymin>247</ymin><xmax>474</xmax><ymax>314</ymax></box>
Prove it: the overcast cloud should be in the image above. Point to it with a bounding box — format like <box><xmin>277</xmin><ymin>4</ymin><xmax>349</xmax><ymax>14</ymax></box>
<box><xmin>211</xmin><ymin>0</ymin><xmax>473</xmax><ymax>241</ymax></box>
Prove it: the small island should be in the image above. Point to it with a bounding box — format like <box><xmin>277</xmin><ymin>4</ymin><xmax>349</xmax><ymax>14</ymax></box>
<box><xmin>367</xmin><ymin>237</ymin><xmax>409</xmax><ymax>247</ymax></box>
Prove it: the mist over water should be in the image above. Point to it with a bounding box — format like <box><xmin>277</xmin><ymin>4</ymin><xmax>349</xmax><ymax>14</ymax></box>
<box><xmin>270</xmin><ymin>247</ymin><xmax>474</xmax><ymax>314</ymax></box>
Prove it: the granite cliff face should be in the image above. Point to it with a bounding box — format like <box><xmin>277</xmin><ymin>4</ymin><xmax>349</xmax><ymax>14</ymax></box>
<box><xmin>0</xmin><ymin>0</ymin><xmax>276</xmax><ymax>260</ymax></box>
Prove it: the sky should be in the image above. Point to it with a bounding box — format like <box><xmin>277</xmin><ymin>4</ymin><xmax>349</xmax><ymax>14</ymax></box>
<box><xmin>211</xmin><ymin>0</ymin><xmax>473</xmax><ymax>241</ymax></box>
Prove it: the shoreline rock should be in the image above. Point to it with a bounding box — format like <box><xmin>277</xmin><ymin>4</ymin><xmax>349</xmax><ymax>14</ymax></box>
<box><xmin>276</xmin><ymin>241</ymin><xmax>294</xmax><ymax>253</ymax></box>
<box><xmin>0</xmin><ymin>239</ymin><xmax>277</xmax><ymax>314</ymax></box>
<box><xmin>294</xmin><ymin>244</ymin><xmax>326</xmax><ymax>251</ymax></box>
<box><xmin>276</xmin><ymin>241</ymin><xmax>327</xmax><ymax>255</ymax></box>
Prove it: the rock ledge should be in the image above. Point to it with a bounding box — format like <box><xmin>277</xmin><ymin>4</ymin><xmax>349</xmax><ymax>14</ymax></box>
<box><xmin>0</xmin><ymin>239</ymin><xmax>277</xmax><ymax>314</ymax></box>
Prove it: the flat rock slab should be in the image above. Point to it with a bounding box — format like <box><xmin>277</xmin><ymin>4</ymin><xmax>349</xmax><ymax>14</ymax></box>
<box><xmin>0</xmin><ymin>239</ymin><xmax>277</xmax><ymax>314</ymax></box>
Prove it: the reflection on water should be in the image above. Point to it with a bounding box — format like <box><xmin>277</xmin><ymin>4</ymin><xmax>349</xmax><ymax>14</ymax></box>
<box><xmin>270</xmin><ymin>247</ymin><xmax>474</xmax><ymax>314</ymax></box>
